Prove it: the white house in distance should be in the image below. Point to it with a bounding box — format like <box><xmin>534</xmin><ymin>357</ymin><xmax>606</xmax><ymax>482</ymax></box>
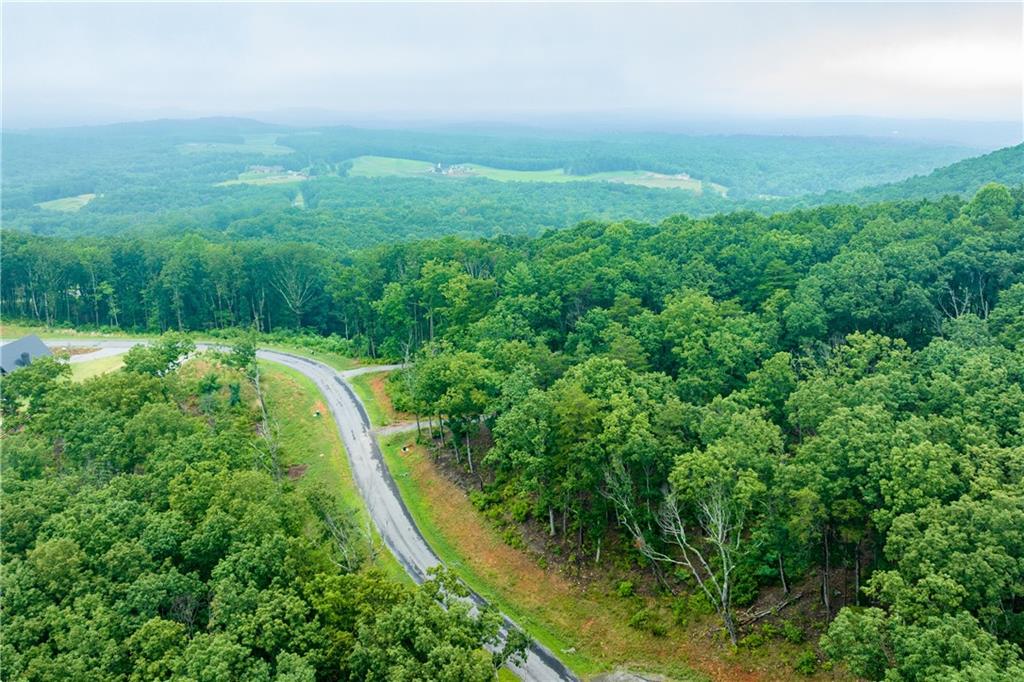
<box><xmin>0</xmin><ymin>335</ymin><xmax>52</xmax><ymax>375</ymax></box>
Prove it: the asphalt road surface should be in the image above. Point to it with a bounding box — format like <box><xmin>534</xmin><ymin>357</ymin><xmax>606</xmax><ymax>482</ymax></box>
<box><xmin>41</xmin><ymin>340</ymin><xmax>577</xmax><ymax>682</ymax></box>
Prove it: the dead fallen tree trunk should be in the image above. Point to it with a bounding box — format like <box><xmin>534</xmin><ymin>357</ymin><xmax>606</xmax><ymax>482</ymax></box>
<box><xmin>737</xmin><ymin>591</ymin><xmax>804</xmax><ymax>625</ymax></box>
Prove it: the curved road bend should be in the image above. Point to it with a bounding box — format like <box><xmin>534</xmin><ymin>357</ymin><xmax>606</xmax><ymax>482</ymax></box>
<box><xmin>43</xmin><ymin>340</ymin><xmax>578</xmax><ymax>682</ymax></box>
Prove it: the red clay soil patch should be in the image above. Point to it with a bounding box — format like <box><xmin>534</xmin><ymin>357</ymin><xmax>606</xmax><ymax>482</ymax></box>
<box><xmin>368</xmin><ymin>373</ymin><xmax>413</xmax><ymax>423</ymax></box>
<box><xmin>400</xmin><ymin>440</ymin><xmax>768</xmax><ymax>682</ymax></box>
<box><xmin>313</xmin><ymin>400</ymin><xmax>328</xmax><ymax>416</ymax></box>
<box><xmin>287</xmin><ymin>464</ymin><xmax>309</xmax><ymax>480</ymax></box>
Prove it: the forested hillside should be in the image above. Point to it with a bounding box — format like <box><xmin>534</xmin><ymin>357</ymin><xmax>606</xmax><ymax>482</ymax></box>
<box><xmin>814</xmin><ymin>142</ymin><xmax>1024</xmax><ymax>206</ymax></box>
<box><xmin>349</xmin><ymin>185</ymin><xmax>1024</xmax><ymax>680</ymax></box>
<box><xmin>5</xmin><ymin>184</ymin><xmax>1022</xmax><ymax>346</ymax></box>
<box><xmin>5</xmin><ymin>184</ymin><xmax>1021</xmax><ymax>678</ymax></box>
<box><xmin>276</xmin><ymin>126</ymin><xmax>975</xmax><ymax>197</ymax></box>
<box><xmin>2</xmin><ymin>118</ymin><xmax>994</xmax><ymax>246</ymax></box>
<box><xmin>0</xmin><ymin>338</ymin><xmax>525</xmax><ymax>680</ymax></box>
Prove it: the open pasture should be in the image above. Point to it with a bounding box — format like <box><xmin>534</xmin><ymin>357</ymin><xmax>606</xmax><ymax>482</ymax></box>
<box><xmin>178</xmin><ymin>133</ymin><xmax>294</xmax><ymax>155</ymax></box>
<box><xmin>347</xmin><ymin>155</ymin><xmax>724</xmax><ymax>193</ymax></box>
<box><xmin>36</xmin><ymin>193</ymin><xmax>97</xmax><ymax>212</ymax></box>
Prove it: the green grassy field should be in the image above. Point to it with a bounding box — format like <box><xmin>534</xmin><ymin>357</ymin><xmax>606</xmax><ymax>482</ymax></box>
<box><xmin>1</xmin><ymin>322</ymin><xmax>88</xmax><ymax>339</ymax></box>
<box><xmin>346</xmin><ymin>155</ymin><xmax>727</xmax><ymax>194</ymax></box>
<box><xmin>35</xmin><ymin>193</ymin><xmax>97</xmax><ymax>212</ymax></box>
<box><xmin>260</xmin><ymin>361</ymin><xmax>409</xmax><ymax>584</ymax></box>
<box><xmin>217</xmin><ymin>169</ymin><xmax>309</xmax><ymax>186</ymax></box>
<box><xmin>70</xmin><ymin>354</ymin><xmax>125</xmax><ymax>382</ymax></box>
<box><xmin>178</xmin><ymin>133</ymin><xmax>294</xmax><ymax>155</ymax></box>
<box><xmin>348</xmin><ymin>155</ymin><xmax>436</xmax><ymax>177</ymax></box>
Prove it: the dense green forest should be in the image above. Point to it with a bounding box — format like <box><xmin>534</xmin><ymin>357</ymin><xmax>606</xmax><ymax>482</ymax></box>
<box><xmin>3</xmin><ymin>114</ymin><xmax>1023</xmax><ymax>679</ymax></box>
<box><xmin>6</xmin><ymin>119</ymin><xmax>1015</xmax><ymax>249</ymax></box>
<box><xmin>0</xmin><ymin>338</ymin><xmax>526</xmax><ymax>681</ymax></box>
<box><xmin>327</xmin><ymin>185</ymin><xmax>1024</xmax><ymax>680</ymax></box>
<box><xmin>372</xmin><ymin>186</ymin><xmax>1024</xmax><ymax>680</ymax></box>
<box><xmin>4</xmin><ymin>184</ymin><xmax>1023</xmax><ymax>678</ymax></box>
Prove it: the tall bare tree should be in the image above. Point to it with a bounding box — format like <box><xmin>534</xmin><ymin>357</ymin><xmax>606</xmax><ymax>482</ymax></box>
<box><xmin>607</xmin><ymin>461</ymin><xmax>743</xmax><ymax>644</ymax></box>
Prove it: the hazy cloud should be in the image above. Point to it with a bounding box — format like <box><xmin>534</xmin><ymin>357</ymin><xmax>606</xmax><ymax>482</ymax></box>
<box><xmin>2</xmin><ymin>2</ymin><xmax>1021</xmax><ymax>128</ymax></box>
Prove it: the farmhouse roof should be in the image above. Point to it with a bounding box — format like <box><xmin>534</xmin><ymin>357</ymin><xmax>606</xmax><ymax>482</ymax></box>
<box><xmin>0</xmin><ymin>335</ymin><xmax>52</xmax><ymax>374</ymax></box>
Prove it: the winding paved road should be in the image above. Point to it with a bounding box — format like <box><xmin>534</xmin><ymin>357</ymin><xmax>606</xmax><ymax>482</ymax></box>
<box><xmin>43</xmin><ymin>340</ymin><xmax>577</xmax><ymax>682</ymax></box>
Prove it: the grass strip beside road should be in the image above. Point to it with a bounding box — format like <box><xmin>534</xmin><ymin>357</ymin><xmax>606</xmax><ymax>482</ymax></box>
<box><xmin>347</xmin><ymin>372</ymin><xmax>390</xmax><ymax>427</ymax></box>
<box><xmin>260</xmin><ymin>361</ymin><xmax>409</xmax><ymax>585</ymax></box>
<box><xmin>348</xmin><ymin>370</ymin><xmax>411</xmax><ymax>427</ymax></box>
<box><xmin>260</xmin><ymin>343</ymin><xmax>361</xmax><ymax>373</ymax></box>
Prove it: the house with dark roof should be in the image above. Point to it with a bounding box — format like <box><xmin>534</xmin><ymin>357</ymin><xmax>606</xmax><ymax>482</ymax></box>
<box><xmin>0</xmin><ymin>335</ymin><xmax>52</xmax><ymax>375</ymax></box>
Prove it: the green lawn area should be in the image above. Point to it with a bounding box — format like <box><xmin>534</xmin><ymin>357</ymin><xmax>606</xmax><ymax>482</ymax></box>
<box><xmin>260</xmin><ymin>361</ymin><xmax>409</xmax><ymax>585</ymax></box>
<box><xmin>348</xmin><ymin>372</ymin><xmax>387</xmax><ymax>426</ymax></box>
<box><xmin>70</xmin><ymin>354</ymin><xmax>125</xmax><ymax>382</ymax></box>
<box><xmin>348</xmin><ymin>155</ymin><xmax>436</xmax><ymax>177</ymax></box>
<box><xmin>217</xmin><ymin>170</ymin><xmax>308</xmax><ymax>186</ymax></box>
<box><xmin>178</xmin><ymin>133</ymin><xmax>294</xmax><ymax>155</ymax></box>
<box><xmin>35</xmin><ymin>193</ymin><xmax>97</xmax><ymax>212</ymax></box>
<box><xmin>345</xmin><ymin>155</ymin><xmax>727</xmax><ymax>194</ymax></box>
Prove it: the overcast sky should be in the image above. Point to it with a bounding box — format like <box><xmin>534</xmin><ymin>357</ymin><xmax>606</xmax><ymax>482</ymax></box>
<box><xmin>2</xmin><ymin>2</ymin><xmax>1022</xmax><ymax>129</ymax></box>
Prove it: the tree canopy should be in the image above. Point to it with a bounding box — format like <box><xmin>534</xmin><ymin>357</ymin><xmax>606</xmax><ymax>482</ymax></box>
<box><xmin>0</xmin><ymin>344</ymin><xmax>525</xmax><ymax>681</ymax></box>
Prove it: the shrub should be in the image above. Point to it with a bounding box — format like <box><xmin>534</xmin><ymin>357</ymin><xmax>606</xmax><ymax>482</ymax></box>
<box><xmin>617</xmin><ymin>580</ymin><xmax>635</xmax><ymax>598</ymax></box>
<box><xmin>198</xmin><ymin>371</ymin><xmax>221</xmax><ymax>395</ymax></box>
<box><xmin>781</xmin><ymin>621</ymin><xmax>805</xmax><ymax>644</ymax></box>
<box><xmin>648</xmin><ymin>622</ymin><xmax>668</xmax><ymax>637</ymax></box>
<box><xmin>794</xmin><ymin>650</ymin><xmax>818</xmax><ymax>676</ymax></box>
<box><xmin>628</xmin><ymin>608</ymin><xmax>652</xmax><ymax>631</ymax></box>
<box><xmin>468</xmin><ymin>490</ymin><xmax>498</xmax><ymax>512</ymax></box>
<box><xmin>628</xmin><ymin>608</ymin><xmax>667</xmax><ymax>637</ymax></box>
<box><xmin>481</xmin><ymin>506</ymin><xmax>504</xmax><ymax>524</ymax></box>
<box><xmin>501</xmin><ymin>527</ymin><xmax>525</xmax><ymax>550</ymax></box>
<box><xmin>671</xmin><ymin>592</ymin><xmax>716</xmax><ymax>626</ymax></box>
<box><xmin>740</xmin><ymin>633</ymin><xmax>767</xmax><ymax>649</ymax></box>
<box><xmin>507</xmin><ymin>495</ymin><xmax>531</xmax><ymax>523</ymax></box>
<box><xmin>228</xmin><ymin>383</ymin><xmax>241</xmax><ymax>406</ymax></box>
<box><xmin>730</xmin><ymin>571</ymin><xmax>759</xmax><ymax>607</ymax></box>
<box><xmin>672</xmin><ymin>598</ymin><xmax>689</xmax><ymax>625</ymax></box>
<box><xmin>687</xmin><ymin>592</ymin><xmax>715</xmax><ymax>616</ymax></box>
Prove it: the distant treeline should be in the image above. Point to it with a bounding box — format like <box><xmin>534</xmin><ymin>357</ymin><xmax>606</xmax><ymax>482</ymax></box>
<box><xmin>2</xmin><ymin>119</ymin><xmax>1020</xmax><ymax>249</ymax></box>
<box><xmin>3</xmin><ymin>186</ymin><xmax>1022</xmax><ymax>351</ymax></box>
<box><xmin>278</xmin><ymin>126</ymin><xmax>975</xmax><ymax>197</ymax></box>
